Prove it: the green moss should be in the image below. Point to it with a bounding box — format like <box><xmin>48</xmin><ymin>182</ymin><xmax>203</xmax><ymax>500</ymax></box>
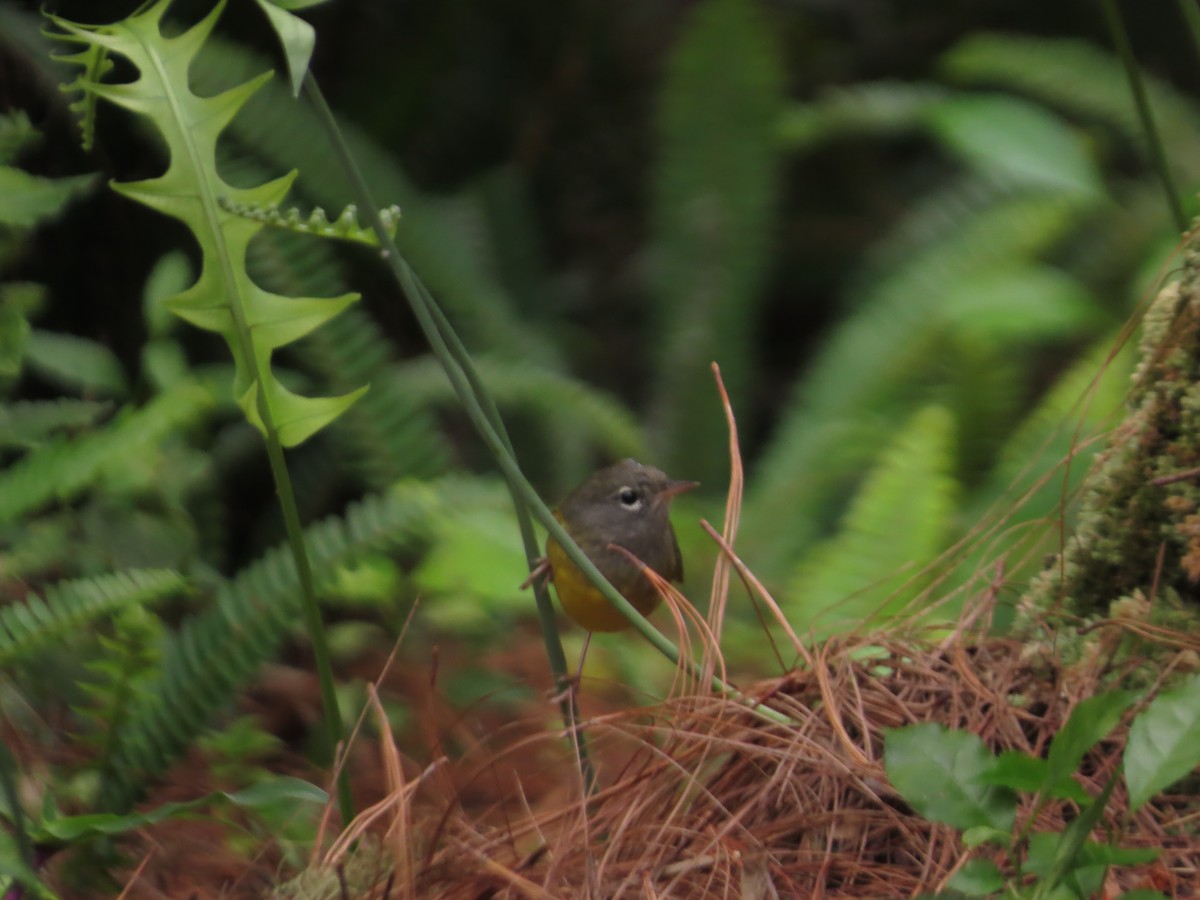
<box><xmin>1018</xmin><ymin>237</ymin><xmax>1200</xmax><ymax>653</ymax></box>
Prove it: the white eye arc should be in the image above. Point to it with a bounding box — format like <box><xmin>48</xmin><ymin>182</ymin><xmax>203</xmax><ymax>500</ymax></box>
<box><xmin>617</xmin><ymin>487</ymin><xmax>642</xmax><ymax>510</ymax></box>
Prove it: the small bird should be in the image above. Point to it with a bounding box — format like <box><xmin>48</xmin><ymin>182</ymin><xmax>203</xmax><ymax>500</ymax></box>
<box><xmin>544</xmin><ymin>459</ymin><xmax>698</xmax><ymax>632</ymax></box>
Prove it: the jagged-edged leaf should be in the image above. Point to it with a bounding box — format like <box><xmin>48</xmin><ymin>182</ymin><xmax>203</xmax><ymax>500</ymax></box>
<box><xmin>786</xmin><ymin>406</ymin><xmax>958</xmax><ymax>636</ymax></box>
<box><xmin>0</xmin><ymin>569</ymin><xmax>185</xmax><ymax>665</ymax></box>
<box><xmin>647</xmin><ymin>0</ymin><xmax>784</xmax><ymax>487</ymax></box>
<box><xmin>1045</xmin><ymin>691</ymin><xmax>1138</xmax><ymax>795</ymax></box>
<box><xmin>47</xmin><ymin>0</ymin><xmax>365</xmax><ymax>448</ymax></box>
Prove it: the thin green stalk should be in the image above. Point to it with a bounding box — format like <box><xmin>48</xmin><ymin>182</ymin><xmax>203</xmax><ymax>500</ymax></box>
<box><xmin>298</xmin><ymin>79</ymin><xmax>593</xmax><ymax>775</ymax></box>
<box><xmin>1098</xmin><ymin>0</ymin><xmax>1189</xmax><ymax>232</ymax></box>
<box><xmin>301</xmin><ymin>79</ymin><xmax>791</xmax><ymax>729</ymax></box>
<box><xmin>191</xmin><ymin>102</ymin><xmax>353</xmax><ymax>822</ymax></box>
<box><xmin>419</xmin><ymin>283</ymin><xmax>593</xmax><ymax>788</ymax></box>
<box><xmin>262</xmin><ymin>434</ymin><xmax>353</xmax><ymax>822</ymax></box>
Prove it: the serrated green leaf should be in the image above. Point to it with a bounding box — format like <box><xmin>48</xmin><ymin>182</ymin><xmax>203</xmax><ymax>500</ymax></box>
<box><xmin>884</xmin><ymin>723</ymin><xmax>1016</xmax><ymax>833</ymax></box>
<box><xmin>47</xmin><ymin>0</ymin><xmax>365</xmax><ymax>447</ymax></box>
<box><xmin>1125</xmin><ymin>673</ymin><xmax>1200</xmax><ymax>810</ymax></box>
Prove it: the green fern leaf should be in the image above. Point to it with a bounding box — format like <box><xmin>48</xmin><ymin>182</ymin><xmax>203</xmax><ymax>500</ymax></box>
<box><xmin>46</xmin><ymin>0</ymin><xmax>366</xmax><ymax>447</ymax></box>
<box><xmin>95</xmin><ymin>478</ymin><xmax>478</xmax><ymax>811</ymax></box>
<box><xmin>778</xmin><ymin>81</ymin><xmax>948</xmax><ymax>149</ymax></box>
<box><xmin>941</xmin><ymin>34</ymin><xmax>1200</xmax><ymax>166</ymax></box>
<box><xmin>647</xmin><ymin>0</ymin><xmax>785</xmax><ymax>486</ymax></box>
<box><xmin>786</xmin><ymin>406</ymin><xmax>958</xmax><ymax>638</ymax></box>
<box><xmin>0</xmin><ymin>381</ymin><xmax>211</xmax><ymax>524</ymax></box>
<box><xmin>743</xmin><ymin>190</ymin><xmax>1096</xmax><ymax>579</ymax></box>
<box><xmin>0</xmin><ymin>399</ymin><xmax>111</xmax><ymax>448</ymax></box>
<box><xmin>0</xmin><ymin>569</ymin><xmax>184</xmax><ymax>665</ymax></box>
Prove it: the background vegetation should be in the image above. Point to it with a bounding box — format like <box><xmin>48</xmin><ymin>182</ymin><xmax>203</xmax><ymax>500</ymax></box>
<box><xmin>1</xmin><ymin>0</ymin><xmax>1197</xmax><ymax>893</ymax></box>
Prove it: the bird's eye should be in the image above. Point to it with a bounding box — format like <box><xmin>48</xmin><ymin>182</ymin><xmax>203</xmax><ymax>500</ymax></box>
<box><xmin>617</xmin><ymin>487</ymin><xmax>641</xmax><ymax>509</ymax></box>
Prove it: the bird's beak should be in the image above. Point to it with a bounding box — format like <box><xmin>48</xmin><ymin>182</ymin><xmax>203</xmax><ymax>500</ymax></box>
<box><xmin>660</xmin><ymin>479</ymin><xmax>700</xmax><ymax>502</ymax></box>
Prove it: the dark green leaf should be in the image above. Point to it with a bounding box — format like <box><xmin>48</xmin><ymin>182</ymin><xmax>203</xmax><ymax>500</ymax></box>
<box><xmin>947</xmin><ymin>857</ymin><xmax>1005</xmax><ymax>895</ymax></box>
<box><xmin>884</xmin><ymin>723</ymin><xmax>1016</xmax><ymax>832</ymax></box>
<box><xmin>1125</xmin><ymin>673</ymin><xmax>1200</xmax><ymax>810</ymax></box>
<box><xmin>1045</xmin><ymin>691</ymin><xmax>1138</xmax><ymax>795</ymax></box>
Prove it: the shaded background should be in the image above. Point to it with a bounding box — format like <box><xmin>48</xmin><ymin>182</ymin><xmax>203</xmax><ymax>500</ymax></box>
<box><xmin>2</xmin><ymin>0</ymin><xmax>1197</xmax><ymax>672</ymax></box>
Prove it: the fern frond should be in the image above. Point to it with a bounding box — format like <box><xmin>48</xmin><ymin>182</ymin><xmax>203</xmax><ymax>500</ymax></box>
<box><xmin>0</xmin><ymin>399</ymin><xmax>111</xmax><ymax>449</ymax></box>
<box><xmin>743</xmin><ymin>190</ymin><xmax>1096</xmax><ymax>578</ymax></box>
<box><xmin>941</xmin><ymin>33</ymin><xmax>1200</xmax><ymax>169</ymax></box>
<box><xmin>778</xmin><ymin>81</ymin><xmax>949</xmax><ymax>149</ymax></box>
<box><xmin>0</xmin><ymin>569</ymin><xmax>184</xmax><ymax>666</ymax></box>
<box><xmin>46</xmin><ymin>0</ymin><xmax>366</xmax><ymax>447</ymax></box>
<box><xmin>0</xmin><ymin>382</ymin><xmax>211</xmax><ymax>525</ymax></box>
<box><xmin>786</xmin><ymin>406</ymin><xmax>958</xmax><ymax>637</ymax></box>
<box><xmin>220</xmin><ymin>161</ymin><xmax>450</xmax><ymax>488</ymax></box>
<box><xmin>96</xmin><ymin>478</ymin><xmax>479</xmax><ymax>811</ymax></box>
<box><xmin>76</xmin><ymin>606</ymin><xmax>164</xmax><ymax>772</ymax></box>
<box><xmin>648</xmin><ymin>0</ymin><xmax>785</xmax><ymax>487</ymax></box>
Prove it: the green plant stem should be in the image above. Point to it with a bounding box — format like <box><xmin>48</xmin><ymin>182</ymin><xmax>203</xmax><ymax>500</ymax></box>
<box><xmin>299</xmin><ymin>78</ymin><xmax>592</xmax><ymax>778</ymax></box>
<box><xmin>226</xmin><ymin>308</ymin><xmax>353</xmax><ymax>828</ymax></box>
<box><xmin>1098</xmin><ymin>0</ymin><xmax>1189</xmax><ymax>232</ymax></box>
<box><xmin>263</xmin><ymin>435</ymin><xmax>354</xmax><ymax>821</ymax></box>
<box><xmin>421</xmin><ymin>285</ymin><xmax>594</xmax><ymax>789</ymax></box>
<box><xmin>194</xmin><ymin>130</ymin><xmax>352</xmax><ymax>824</ymax></box>
<box><xmin>301</xmin><ymin>78</ymin><xmax>791</xmax><ymax>729</ymax></box>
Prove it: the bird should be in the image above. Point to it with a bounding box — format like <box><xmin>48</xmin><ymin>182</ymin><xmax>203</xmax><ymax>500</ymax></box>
<box><xmin>543</xmin><ymin>458</ymin><xmax>697</xmax><ymax>632</ymax></box>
